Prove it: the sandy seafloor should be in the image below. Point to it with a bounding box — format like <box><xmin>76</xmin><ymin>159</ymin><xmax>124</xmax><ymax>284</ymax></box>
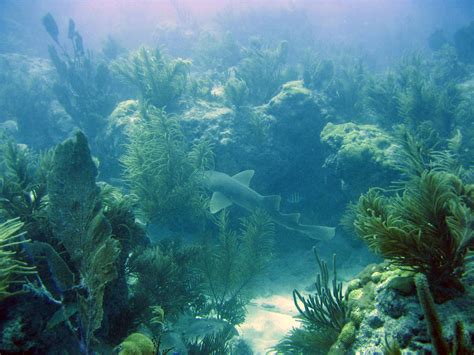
<box><xmin>236</xmin><ymin>245</ymin><xmax>370</xmax><ymax>354</ymax></box>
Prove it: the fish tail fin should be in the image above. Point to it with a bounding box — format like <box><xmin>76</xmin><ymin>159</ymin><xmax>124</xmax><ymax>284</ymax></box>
<box><xmin>279</xmin><ymin>212</ymin><xmax>301</xmax><ymax>224</ymax></box>
<box><xmin>300</xmin><ymin>225</ymin><xmax>335</xmax><ymax>241</ymax></box>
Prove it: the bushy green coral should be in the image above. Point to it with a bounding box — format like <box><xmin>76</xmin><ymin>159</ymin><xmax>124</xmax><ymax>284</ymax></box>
<box><xmin>399</xmin><ymin>56</ymin><xmax>460</xmax><ymax>134</ymax></box>
<box><xmin>100</xmin><ymin>183</ymin><xmax>147</xmax><ymax>263</ymax></box>
<box><xmin>121</xmin><ymin>106</ymin><xmax>213</xmax><ymax>227</ymax></box>
<box><xmin>364</xmin><ymin>54</ymin><xmax>465</xmax><ymax>137</ymax></box>
<box><xmin>236</xmin><ymin>40</ymin><xmax>293</xmax><ymax>104</ymax></box>
<box><xmin>353</xmin><ymin>133</ymin><xmax>473</xmax><ymax>300</ymax></box>
<box><xmin>273</xmin><ymin>326</ymin><xmax>339</xmax><ymax>355</ymax></box>
<box><xmin>397</xmin><ymin>79</ymin><xmax>446</xmax><ymax>131</ymax></box>
<box><xmin>0</xmin><ymin>141</ymin><xmax>52</xmax><ymax>242</ymax></box>
<box><xmin>0</xmin><ymin>218</ymin><xmax>35</xmax><ymax>301</ymax></box>
<box><xmin>114</xmin><ymin>47</ymin><xmax>190</xmax><ymax>110</ymax></box>
<box><xmin>129</xmin><ymin>240</ymin><xmax>203</xmax><ymax>322</ymax></box>
<box><xmin>224</xmin><ymin>73</ymin><xmax>249</xmax><ymax>109</ymax></box>
<box><xmin>324</xmin><ymin>60</ymin><xmax>369</xmax><ymax>121</ymax></box>
<box><xmin>199</xmin><ymin>209</ymin><xmax>274</xmax><ymax>325</ymax></box>
<box><xmin>0</xmin><ymin>142</ymin><xmax>36</xmax><ymax>220</ymax></box>
<box><xmin>302</xmin><ymin>52</ymin><xmax>334</xmax><ymax>91</ymax></box>
<box><xmin>42</xmin><ymin>13</ymin><xmax>116</xmax><ymax>140</ymax></box>
<box><xmin>293</xmin><ymin>249</ymin><xmax>346</xmax><ymax>332</ymax></box>
<box><xmin>455</xmin><ymin>79</ymin><xmax>474</xmax><ymax>165</ymax></box>
<box><xmin>274</xmin><ymin>249</ymin><xmax>346</xmax><ymax>354</ymax></box>
<box><xmin>365</xmin><ymin>72</ymin><xmax>400</xmax><ymax>126</ymax></box>
<box><xmin>184</xmin><ymin>322</ymin><xmax>237</xmax><ymax>354</ymax></box>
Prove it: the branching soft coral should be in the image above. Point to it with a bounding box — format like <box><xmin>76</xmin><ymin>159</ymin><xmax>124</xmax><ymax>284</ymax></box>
<box><xmin>353</xmin><ymin>132</ymin><xmax>473</xmax><ymax>301</ymax></box>
<box><xmin>42</xmin><ymin>13</ymin><xmax>115</xmax><ymax>140</ymax></box>
<box><xmin>129</xmin><ymin>241</ymin><xmax>203</xmax><ymax>322</ymax></box>
<box><xmin>113</xmin><ymin>47</ymin><xmax>190</xmax><ymax>110</ymax></box>
<box><xmin>199</xmin><ymin>209</ymin><xmax>274</xmax><ymax>325</ymax></box>
<box><xmin>0</xmin><ymin>218</ymin><xmax>35</xmax><ymax>301</ymax></box>
<box><xmin>273</xmin><ymin>249</ymin><xmax>345</xmax><ymax>354</ymax></box>
<box><xmin>121</xmin><ymin>106</ymin><xmax>213</xmax><ymax>227</ymax></box>
<box><xmin>0</xmin><ymin>141</ymin><xmax>52</xmax><ymax>241</ymax></box>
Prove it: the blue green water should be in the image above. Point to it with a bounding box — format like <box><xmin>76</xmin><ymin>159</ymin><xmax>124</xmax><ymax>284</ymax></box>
<box><xmin>0</xmin><ymin>1</ymin><xmax>473</xmax><ymax>353</ymax></box>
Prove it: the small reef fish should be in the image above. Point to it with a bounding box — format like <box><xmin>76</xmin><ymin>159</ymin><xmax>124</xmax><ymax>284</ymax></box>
<box><xmin>340</xmin><ymin>179</ymin><xmax>347</xmax><ymax>191</ymax></box>
<box><xmin>202</xmin><ymin>170</ymin><xmax>335</xmax><ymax>241</ymax></box>
<box><xmin>286</xmin><ymin>192</ymin><xmax>303</xmax><ymax>204</ymax></box>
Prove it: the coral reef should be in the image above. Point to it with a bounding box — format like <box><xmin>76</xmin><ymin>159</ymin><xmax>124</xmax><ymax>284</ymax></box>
<box><xmin>42</xmin><ymin>14</ymin><xmax>117</xmax><ymax>143</ymax></box>
<box><xmin>224</xmin><ymin>73</ymin><xmax>250</xmax><ymax>109</ymax></box>
<box><xmin>2</xmin><ymin>5</ymin><xmax>474</xmax><ymax>354</ymax></box>
<box><xmin>0</xmin><ymin>132</ymin><xmax>141</xmax><ymax>353</ymax></box>
<box><xmin>236</xmin><ymin>40</ymin><xmax>293</xmax><ymax>105</ymax></box>
<box><xmin>115</xmin><ymin>333</ymin><xmax>156</xmax><ymax>355</ymax></box>
<box><xmin>0</xmin><ymin>218</ymin><xmax>35</xmax><ymax>301</ymax></box>
<box><xmin>113</xmin><ymin>47</ymin><xmax>190</xmax><ymax>111</ymax></box>
<box><xmin>454</xmin><ymin>21</ymin><xmax>474</xmax><ymax>64</ymax></box>
<box><xmin>320</xmin><ymin>122</ymin><xmax>399</xmax><ymax>196</ymax></box>
<box><xmin>342</xmin><ymin>263</ymin><xmax>474</xmax><ymax>353</ymax></box>
<box><xmin>47</xmin><ymin>131</ymin><xmax>121</xmax><ymax>349</ymax></box>
<box><xmin>128</xmin><ymin>241</ymin><xmax>204</xmax><ymax>322</ymax></box>
<box><xmin>274</xmin><ymin>249</ymin><xmax>346</xmax><ymax>354</ymax></box>
<box><xmin>320</xmin><ymin>122</ymin><xmax>395</xmax><ymax>168</ymax></box>
<box><xmin>121</xmin><ymin>106</ymin><xmax>213</xmax><ymax>228</ymax></box>
<box><xmin>199</xmin><ymin>209</ymin><xmax>274</xmax><ymax>325</ymax></box>
<box><xmin>352</xmin><ymin>134</ymin><xmax>473</xmax><ymax>300</ymax></box>
<box><xmin>0</xmin><ymin>53</ymin><xmax>74</xmax><ymax>148</ymax></box>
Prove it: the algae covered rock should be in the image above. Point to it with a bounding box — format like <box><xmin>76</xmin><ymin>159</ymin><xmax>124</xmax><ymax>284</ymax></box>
<box><xmin>329</xmin><ymin>321</ymin><xmax>356</xmax><ymax>354</ymax></box>
<box><xmin>253</xmin><ymin>80</ymin><xmax>330</xmax><ymax>212</ymax></box>
<box><xmin>115</xmin><ymin>333</ymin><xmax>155</xmax><ymax>355</ymax></box>
<box><xmin>107</xmin><ymin>100</ymin><xmax>141</xmax><ymax>136</ymax></box>
<box><xmin>180</xmin><ymin>100</ymin><xmax>270</xmax><ymax>176</ymax></box>
<box><xmin>266</xmin><ymin>80</ymin><xmax>319</xmax><ymax>119</ymax></box>
<box><xmin>181</xmin><ymin>99</ymin><xmax>236</xmax><ymax>146</ymax></box>
<box><xmin>320</xmin><ymin>122</ymin><xmax>398</xmax><ymax>194</ymax></box>
<box><xmin>0</xmin><ymin>54</ymin><xmax>75</xmax><ymax>148</ymax></box>
<box><xmin>104</xmin><ymin>99</ymin><xmax>142</xmax><ymax>175</ymax></box>
<box><xmin>344</xmin><ymin>263</ymin><xmax>474</xmax><ymax>353</ymax></box>
<box><xmin>321</xmin><ymin>122</ymin><xmax>396</xmax><ymax>169</ymax></box>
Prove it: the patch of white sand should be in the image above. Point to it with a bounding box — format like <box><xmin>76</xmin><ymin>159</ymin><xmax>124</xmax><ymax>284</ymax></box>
<box><xmin>235</xmin><ymin>237</ymin><xmax>373</xmax><ymax>353</ymax></box>
<box><xmin>239</xmin><ymin>294</ymin><xmax>300</xmax><ymax>354</ymax></box>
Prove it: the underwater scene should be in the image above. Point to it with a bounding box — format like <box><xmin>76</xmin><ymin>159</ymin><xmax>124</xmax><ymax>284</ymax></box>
<box><xmin>0</xmin><ymin>0</ymin><xmax>473</xmax><ymax>353</ymax></box>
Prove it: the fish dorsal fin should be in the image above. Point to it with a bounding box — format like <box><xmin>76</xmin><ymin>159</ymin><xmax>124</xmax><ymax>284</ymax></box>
<box><xmin>232</xmin><ymin>170</ymin><xmax>254</xmax><ymax>187</ymax></box>
<box><xmin>210</xmin><ymin>192</ymin><xmax>233</xmax><ymax>214</ymax></box>
<box><xmin>280</xmin><ymin>213</ymin><xmax>301</xmax><ymax>224</ymax></box>
<box><xmin>262</xmin><ymin>195</ymin><xmax>281</xmax><ymax>211</ymax></box>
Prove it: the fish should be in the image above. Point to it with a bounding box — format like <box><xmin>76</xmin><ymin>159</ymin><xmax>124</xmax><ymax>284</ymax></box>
<box><xmin>201</xmin><ymin>170</ymin><xmax>335</xmax><ymax>241</ymax></box>
<box><xmin>287</xmin><ymin>192</ymin><xmax>303</xmax><ymax>204</ymax></box>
